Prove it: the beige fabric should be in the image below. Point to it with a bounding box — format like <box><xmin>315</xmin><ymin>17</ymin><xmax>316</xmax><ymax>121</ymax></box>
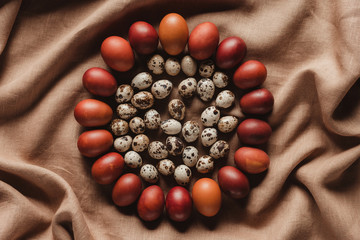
<box><xmin>1</xmin><ymin>0</ymin><xmax>360</xmax><ymax>239</ymax></box>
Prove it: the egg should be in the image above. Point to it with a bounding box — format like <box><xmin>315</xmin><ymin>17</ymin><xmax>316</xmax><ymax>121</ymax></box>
<box><xmin>199</xmin><ymin>59</ymin><xmax>215</xmax><ymax>78</ymax></box>
<box><xmin>192</xmin><ymin>178</ymin><xmax>221</xmax><ymax>217</ymax></box>
<box><xmin>131</xmin><ymin>134</ymin><xmax>149</xmax><ymax>152</ymax></box>
<box><xmin>128</xmin><ymin>21</ymin><xmax>158</xmax><ymax>55</ymax></box>
<box><xmin>201</xmin><ymin>106</ymin><xmax>220</xmax><ymax>127</ymax></box>
<box><xmin>148</xmin><ymin>141</ymin><xmax>168</xmax><ymax>160</ymax></box>
<box><xmin>74</xmin><ymin>99</ymin><xmax>113</xmax><ymax>127</ymax></box>
<box><xmin>165</xmin><ymin>57</ymin><xmax>181</xmax><ymax>76</ymax></box>
<box><xmin>166</xmin><ymin>186</ymin><xmax>192</xmax><ymax>222</ymax></box>
<box><xmin>131</xmin><ymin>91</ymin><xmax>154</xmax><ymax>110</ymax></box>
<box><xmin>217</xmin><ymin>166</ymin><xmax>250</xmax><ymax>199</ymax></box>
<box><xmin>212</xmin><ymin>71</ymin><xmax>229</xmax><ymax>88</ymax></box>
<box><xmin>178</xmin><ymin>78</ymin><xmax>197</xmax><ymax>98</ymax></box>
<box><xmin>181</xmin><ymin>55</ymin><xmax>197</xmax><ymax>76</ymax></box>
<box><xmin>174</xmin><ymin>164</ymin><xmax>192</xmax><ymax>186</ymax></box>
<box><xmin>239</xmin><ymin>88</ymin><xmax>274</xmax><ymax>115</ymax></box>
<box><xmin>77</xmin><ymin>130</ymin><xmax>113</xmax><ymax>158</ymax></box>
<box><xmin>215</xmin><ymin>36</ymin><xmax>246</xmax><ymax>69</ymax></box>
<box><xmin>131</xmin><ymin>72</ymin><xmax>153</xmax><ymax>90</ymax></box>
<box><xmin>218</xmin><ymin>116</ymin><xmax>239</xmax><ymax>133</ymax></box>
<box><xmin>182</xmin><ymin>146</ymin><xmax>199</xmax><ymax>167</ymax></box>
<box><xmin>147</xmin><ymin>54</ymin><xmax>165</xmax><ymax>75</ymax></box>
<box><xmin>156</xmin><ymin>159</ymin><xmax>175</xmax><ymax>176</ymax></box>
<box><xmin>188</xmin><ymin>22</ymin><xmax>219</xmax><ymax>60</ymax></box>
<box><xmin>110</xmin><ymin>119</ymin><xmax>129</xmax><ymax>136</ymax></box>
<box><xmin>159</xmin><ymin>13</ymin><xmax>189</xmax><ymax>55</ymax></box>
<box><xmin>91</xmin><ymin>152</ymin><xmax>125</xmax><ymax>185</ymax></box>
<box><xmin>140</xmin><ymin>164</ymin><xmax>159</xmax><ymax>183</ymax></box>
<box><xmin>124</xmin><ymin>151</ymin><xmax>142</xmax><ymax>168</ymax></box>
<box><xmin>181</xmin><ymin>120</ymin><xmax>200</xmax><ymax>143</ymax></box>
<box><xmin>116</xmin><ymin>103</ymin><xmax>138</xmax><ymax>120</ymax></box>
<box><xmin>233</xmin><ymin>60</ymin><xmax>267</xmax><ymax>89</ymax></box>
<box><xmin>112</xmin><ymin>173</ymin><xmax>142</xmax><ymax>207</ymax></box>
<box><xmin>196</xmin><ymin>155</ymin><xmax>214</xmax><ymax>173</ymax></box>
<box><xmin>168</xmin><ymin>99</ymin><xmax>185</xmax><ymax>120</ymax></box>
<box><xmin>114</xmin><ymin>135</ymin><xmax>133</xmax><ymax>152</ymax></box>
<box><xmin>151</xmin><ymin>79</ymin><xmax>173</xmax><ymax>99</ymax></box>
<box><xmin>82</xmin><ymin>67</ymin><xmax>117</xmax><ymax>97</ymax></box>
<box><xmin>101</xmin><ymin>36</ymin><xmax>134</xmax><ymax>72</ymax></box>
<box><xmin>209</xmin><ymin>140</ymin><xmax>230</xmax><ymax>159</ymax></box>
<box><xmin>215</xmin><ymin>90</ymin><xmax>235</xmax><ymax>109</ymax></box>
<box><xmin>197</xmin><ymin>78</ymin><xmax>215</xmax><ymax>101</ymax></box>
<box><xmin>129</xmin><ymin>117</ymin><xmax>145</xmax><ymax>134</ymax></box>
<box><xmin>166</xmin><ymin>136</ymin><xmax>185</xmax><ymax>156</ymax></box>
<box><xmin>234</xmin><ymin>147</ymin><xmax>270</xmax><ymax>174</ymax></box>
<box><xmin>144</xmin><ymin>109</ymin><xmax>161</xmax><ymax>130</ymax></box>
<box><xmin>137</xmin><ymin>185</ymin><xmax>165</xmax><ymax>221</ymax></box>
<box><xmin>115</xmin><ymin>84</ymin><xmax>134</xmax><ymax>104</ymax></box>
<box><xmin>201</xmin><ymin>128</ymin><xmax>218</xmax><ymax>147</ymax></box>
<box><xmin>236</xmin><ymin>118</ymin><xmax>272</xmax><ymax>145</ymax></box>
<box><xmin>161</xmin><ymin>119</ymin><xmax>182</xmax><ymax>135</ymax></box>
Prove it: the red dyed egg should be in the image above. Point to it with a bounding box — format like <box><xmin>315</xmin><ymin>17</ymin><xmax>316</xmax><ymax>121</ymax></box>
<box><xmin>240</xmin><ymin>88</ymin><xmax>274</xmax><ymax>115</ymax></box>
<box><xmin>237</xmin><ymin>119</ymin><xmax>272</xmax><ymax>145</ymax></box>
<box><xmin>215</xmin><ymin>36</ymin><xmax>247</xmax><ymax>69</ymax></box>
<box><xmin>166</xmin><ymin>186</ymin><xmax>192</xmax><ymax>222</ymax></box>
<box><xmin>137</xmin><ymin>185</ymin><xmax>165</xmax><ymax>221</ymax></box>
<box><xmin>74</xmin><ymin>99</ymin><xmax>113</xmax><ymax>127</ymax></box>
<box><xmin>112</xmin><ymin>173</ymin><xmax>142</xmax><ymax>207</ymax></box>
<box><xmin>101</xmin><ymin>36</ymin><xmax>134</xmax><ymax>72</ymax></box>
<box><xmin>77</xmin><ymin>129</ymin><xmax>113</xmax><ymax>158</ymax></box>
<box><xmin>233</xmin><ymin>60</ymin><xmax>267</xmax><ymax>89</ymax></box>
<box><xmin>91</xmin><ymin>152</ymin><xmax>124</xmax><ymax>185</ymax></box>
<box><xmin>128</xmin><ymin>21</ymin><xmax>158</xmax><ymax>55</ymax></box>
<box><xmin>234</xmin><ymin>147</ymin><xmax>270</xmax><ymax>174</ymax></box>
<box><xmin>188</xmin><ymin>22</ymin><xmax>219</xmax><ymax>60</ymax></box>
<box><xmin>82</xmin><ymin>67</ymin><xmax>117</xmax><ymax>97</ymax></box>
<box><xmin>218</xmin><ymin>166</ymin><xmax>250</xmax><ymax>199</ymax></box>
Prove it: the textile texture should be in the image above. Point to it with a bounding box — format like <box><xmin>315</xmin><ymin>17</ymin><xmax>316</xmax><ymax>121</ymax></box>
<box><xmin>1</xmin><ymin>0</ymin><xmax>360</xmax><ymax>239</ymax></box>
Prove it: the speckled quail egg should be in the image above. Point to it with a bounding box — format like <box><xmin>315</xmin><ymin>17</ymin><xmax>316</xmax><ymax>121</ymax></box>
<box><xmin>217</xmin><ymin>116</ymin><xmax>239</xmax><ymax>133</ymax></box>
<box><xmin>174</xmin><ymin>165</ymin><xmax>192</xmax><ymax>186</ymax></box>
<box><xmin>181</xmin><ymin>55</ymin><xmax>197</xmax><ymax>76</ymax></box>
<box><xmin>168</xmin><ymin>99</ymin><xmax>186</xmax><ymax>120</ymax></box>
<box><xmin>115</xmin><ymin>84</ymin><xmax>134</xmax><ymax>104</ymax></box>
<box><xmin>166</xmin><ymin>136</ymin><xmax>185</xmax><ymax>156</ymax></box>
<box><xmin>131</xmin><ymin>91</ymin><xmax>154</xmax><ymax>110</ymax></box>
<box><xmin>114</xmin><ymin>135</ymin><xmax>133</xmax><ymax>152</ymax></box>
<box><xmin>199</xmin><ymin>59</ymin><xmax>215</xmax><ymax>78</ymax></box>
<box><xmin>181</xmin><ymin>120</ymin><xmax>200</xmax><ymax>143</ymax></box>
<box><xmin>178</xmin><ymin>78</ymin><xmax>197</xmax><ymax>98</ymax></box>
<box><xmin>148</xmin><ymin>141</ymin><xmax>168</xmax><ymax>160</ymax></box>
<box><xmin>129</xmin><ymin>117</ymin><xmax>145</xmax><ymax>134</ymax></box>
<box><xmin>201</xmin><ymin>106</ymin><xmax>220</xmax><ymax>127</ymax></box>
<box><xmin>144</xmin><ymin>109</ymin><xmax>161</xmax><ymax>130</ymax></box>
<box><xmin>131</xmin><ymin>72</ymin><xmax>152</xmax><ymax>90</ymax></box>
<box><xmin>160</xmin><ymin>119</ymin><xmax>182</xmax><ymax>135</ymax></box>
<box><xmin>140</xmin><ymin>164</ymin><xmax>159</xmax><ymax>183</ymax></box>
<box><xmin>182</xmin><ymin>146</ymin><xmax>199</xmax><ymax>167</ymax></box>
<box><xmin>215</xmin><ymin>90</ymin><xmax>235</xmax><ymax>109</ymax></box>
<box><xmin>116</xmin><ymin>103</ymin><xmax>138</xmax><ymax>120</ymax></box>
<box><xmin>209</xmin><ymin>140</ymin><xmax>230</xmax><ymax>159</ymax></box>
<box><xmin>156</xmin><ymin>159</ymin><xmax>175</xmax><ymax>176</ymax></box>
<box><xmin>110</xmin><ymin>119</ymin><xmax>129</xmax><ymax>136</ymax></box>
<box><xmin>165</xmin><ymin>57</ymin><xmax>181</xmax><ymax>76</ymax></box>
<box><xmin>151</xmin><ymin>79</ymin><xmax>173</xmax><ymax>99</ymax></box>
<box><xmin>201</xmin><ymin>128</ymin><xmax>218</xmax><ymax>147</ymax></box>
<box><xmin>147</xmin><ymin>54</ymin><xmax>165</xmax><ymax>75</ymax></box>
<box><xmin>124</xmin><ymin>151</ymin><xmax>142</xmax><ymax>168</ymax></box>
<box><xmin>196</xmin><ymin>155</ymin><xmax>214</xmax><ymax>173</ymax></box>
<box><xmin>197</xmin><ymin>78</ymin><xmax>215</xmax><ymax>101</ymax></box>
<box><xmin>212</xmin><ymin>71</ymin><xmax>229</xmax><ymax>88</ymax></box>
<box><xmin>131</xmin><ymin>134</ymin><xmax>149</xmax><ymax>152</ymax></box>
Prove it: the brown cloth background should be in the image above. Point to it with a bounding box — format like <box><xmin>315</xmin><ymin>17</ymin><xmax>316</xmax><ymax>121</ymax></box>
<box><xmin>1</xmin><ymin>0</ymin><xmax>360</xmax><ymax>239</ymax></box>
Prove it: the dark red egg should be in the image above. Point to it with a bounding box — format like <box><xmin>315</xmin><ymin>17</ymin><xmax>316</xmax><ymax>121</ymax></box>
<box><xmin>240</xmin><ymin>88</ymin><xmax>274</xmax><ymax>115</ymax></box>
<box><xmin>237</xmin><ymin>119</ymin><xmax>272</xmax><ymax>145</ymax></box>
<box><xmin>215</xmin><ymin>36</ymin><xmax>246</xmax><ymax>69</ymax></box>
<box><xmin>128</xmin><ymin>21</ymin><xmax>159</xmax><ymax>55</ymax></box>
<box><xmin>166</xmin><ymin>186</ymin><xmax>192</xmax><ymax>222</ymax></box>
<box><xmin>112</xmin><ymin>173</ymin><xmax>142</xmax><ymax>207</ymax></box>
<box><xmin>218</xmin><ymin>166</ymin><xmax>250</xmax><ymax>199</ymax></box>
<box><xmin>91</xmin><ymin>152</ymin><xmax>124</xmax><ymax>185</ymax></box>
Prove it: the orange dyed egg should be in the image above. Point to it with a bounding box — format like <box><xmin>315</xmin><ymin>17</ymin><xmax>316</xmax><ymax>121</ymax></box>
<box><xmin>192</xmin><ymin>178</ymin><xmax>221</xmax><ymax>217</ymax></box>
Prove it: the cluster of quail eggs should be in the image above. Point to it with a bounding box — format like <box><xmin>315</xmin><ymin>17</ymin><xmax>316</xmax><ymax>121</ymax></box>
<box><xmin>110</xmin><ymin>53</ymin><xmax>239</xmax><ymax>186</ymax></box>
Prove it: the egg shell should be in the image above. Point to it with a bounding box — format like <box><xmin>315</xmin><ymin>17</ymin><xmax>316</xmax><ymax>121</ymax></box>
<box><xmin>74</xmin><ymin>99</ymin><xmax>113</xmax><ymax>127</ymax></box>
<box><xmin>178</xmin><ymin>78</ymin><xmax>197</xmax><ymax>98</ymax></box>
<box><xmin>174</xmin><ymin>164</ymin><xmax>192</xmax><ymax>186</ymax></box>
<box><xmin>148</xmin><ymin>141</ymin><xmax>168</xmax><ymax>160</ymax></box>
<box><xmin>181</xmin><ymin>55</ymin><xmax>197</xmax><ymax>76</ymax></box>
<box><xmin>91</xmin><ymin>152</ymin><xmax>125</xmax><ymax>185</ymax></box>
<box><xmin>201</xmin><ymin>106</ymin><xmax>220</xmax><ymax>127</ymax></box>
<box><xmin>115</xmin><ymin>84</ymin><xmax>134</xmax><ymax>104</ymax></box>
<box><xmin>192</xmin><ymin>178</ymin><xmax>221</xmax><ymax>217</ymax></box>
<box><xmin>144</xmin><ymin>109</ymin><xmax>161</xmax><ymax>130</ymax></box>
<box><xmin>166</xmin><ymin>186</ymin><xmax>192</xmax><ymax>222</ymax></box>
<box><xmin>161</xmin><ymin>119</ymin><xmax>182</xmax><ymax>135</ymax></box>
<box><xmin>132</xmin><ymin>134</ymin><xmax>149</xmax><ymax>152</ymax></box>
<box><xmin>101</xmin><ymin>36</ymin><xmax>134</xmax><ymax>72</ymax></box>
<box><xmin>110</xmin><ymin>119</ymin><xmax>129</xmax><ymax>136</ymax></box>
<box><xmin>196</xmin><ymin>155</ymin><xmax>214</xmax><ymax>174</ymax></box>
<box><xmin>197</xmin><ymin>78</ymin><xmax>215</xmax><ymax>102</ymax></box>
<box><xmin>114</xmin><ymin>135</ymin><xmax>133</xmax><ymax>152</ymax></box>
<box><xmin>165</xmin><ymin>58</ymin><xmax>181</xmax><ymax>76</ymax></box>
<box><xmin>201</xmin><ymin>128</ymin><xmax>218</xmax><ymax>147</ymax></box>
<box><xmin>215</xmin><ymin>90</ymin><xmax>235</xmax><ymax>109</ymax></box>
<box><xmin>166</xmin><ymin>136</ymin><xmax>185</xmax><ymax>156</ymax></box>
<box><xmin>124</xmin><ymin>151</ymin><xmax>142</xmax><ymax>168</ymax></box>
<box><xmin>236</xmin><ymin>118</ymin><xmax>272</xmax><ymax>145</ymax></box>
<box><xmin>182</xmin><ymin>146</ymin><xmax>199</xmax><ymax>167</ymax></box>
<box><xmin>199</xmin><ymin>59</ymin><xmax>215</xmax><ymax>78</ymax></box>
<box><xmin>212</xmin><ymin>71</ymin><xmax>229</xmax><ymax>88</ymax></box>
<box><xmin>240</xmin><ymin>88</ymin><xmax>274</xmax><ymax>115</ymax></box>
<box><xmin>82</xmin><ymin>67</ymin><xmax>117</xmax><ymax>97</ymax></box>
<box><xmin>77</xmin><ymin>130</ymin><xmax>113</xmax><ymax>158</ymax></box>
<box><xmin>157</xmin><ymin>159</ymin><xmax>176</xmax><ymax>176</ymax></box>
<box><xmin>147</xmin><ymin>54</ymin><xmax>165</xmax><ymax>74</ymax></box>
<box><xmin>188</xmin><ymin>22</ymin><xmax>219</xmax><ymax>60</ymax></box>
<box><xmin>131</xmin><ymin>72</ymin><xmax>153</xmax><ymax>90</ymax></box>
<box><xmin>209</xmin><ymin>140</ymin><xmax>230</xmax><ymax>159</ymax></box>
<box><xmin>233</xmin><ymin>60</ymin><xmax>267</xmax><ymax>89</ymax></box>
<box><xmin>137</xmin><ymin>185</ymin><xmax>165</xmax><ymax>221</ymax></box>
<box><xmin>181</xmin><ymin>120</ymin><xmax>200</xmax><ymax>143</ymax></box>
<box><xmin>116</xmin><ymin>103</ymin><xmax>138</xmax><ymax>120</ymax></box>
<box><xmin>151</xmin><ymin>79</ymin><xmax>173</xmax><ymax>99</ymax></box>
<box><xmin>168</xmin><ymin>99</ymin><xmax>186</xmax><ymax>120</ymax></box>
<box><xmin>129</xmin><ymin>117</ymin><xmax>145</xmax><ymax>134</ymax></box>
<box><xmin>131</xmin><ymin>91</ymin><xmax>154</xmax><ymax>110</ymax></box>
<box><xmin>218</xmin><ymin>166</ymin><xmax>250</xmax><ymax>199</ymax></box>
<box><xmin>234</xmin><ymin>147</ymin><xmax>270</xmax><ymax>174</ymax></box>
<box><xmin>128</xmin><ymin>21</ymin><xmax>158</xmax><ymax>55</ymax></box>
<box><xmin>215</xmin><ymin>36</ymin><xmax>246</xmax><ymax>69</ymax></box>
<box><xmin>218</xmin><ymin>116</ymin><xmax>239</xmax><ymax>133</ymax></box>
<box><xmin>140</xmin><ymin>164</ymin><xmax>159</xmax><ymax>183</ymax></box>
<box><xmin>112</xmin><ymin>173</ymin><xmax>142</xmax><ymax>207</ymax></box>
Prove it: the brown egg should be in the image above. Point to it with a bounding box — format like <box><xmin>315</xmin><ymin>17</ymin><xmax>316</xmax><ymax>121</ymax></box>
<box><xmin>77</xmin><ymin>129</ymin><xmax>113</xmax><ymax>158</ymax></box>
<box><xmin>217</xmin><ymin>166</ymin><xmax>249</xmax><ymax>199</ymax></box>
<box><xmin>236</xmin><ymin>118</ymin><xmax>272</xmax><ymax>145</ymax></box>
<box><xmin>82</xmin><ymin>67</ymin><xmax>117</xmax><ymax>97</ymax></box>
<box><xmin>74</xmin><ymin>99</ymin><xmax>113</xmax><ymax>127</ymax></box>
<box><xmin>112</xmin><ymin>173</ymin><xmax>142</xmax><ymax>207</ymax></box>
<box><xmin>91</xmin><ymin>152</ymin><xmax>125</xmax><ymax>185</ymax></box>
<box><xmin>234</xmin><ymin>147</ymin><xmax>270</xmax><ymax>174</ymax></box>
<box><xmin>240</xmin><ymin>88</ymin><xmax>274</xmax><ymax>115</ymax></box>
<box><xmin>137</xmin><ymin>185</ymin><xmax>165</xmax><ymax>221</ymax></box>
<box><xmin>192</xmin><ymin>178</ymin><xmax>221</xmax><ymax>217</ymax></box>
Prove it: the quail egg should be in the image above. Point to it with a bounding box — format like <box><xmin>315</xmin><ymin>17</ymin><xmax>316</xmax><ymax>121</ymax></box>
<box><xmin>115</xmin><ymin>84</ymin><xmax>134</xmax><ymax>104</ymax></box>
<box><xmin>199</xmin><ymin>59</ymin><xmax>215</xmax><ymax>78</ymax></box>
<box><xmin>151</xmin><ymin>79</ymin><xmax>173</xmax><ymax>99</ymax></box>
<box><xmin>129</xmin><ymin>117</ymin><xmax>145</xmax><ymax>134</ymax></box>
<box><xmin>116</xmin><ymin>103</ymin><xmax>138</xmax><ymax>120</ymax></box>
<box><xmin>201</xmin><ymin>128</ymin><xmax>218</xmax><ymax>147</ymax></box>
<box><xmin>124</xmin><ymin>151</ymin><xmax>142</xmax><ymax>168</ymax></box>
<box><xmin>197</xmin><ymin>78</ymin><xmax>215</xmax><ymax>101</ymax></box>
<box><xmin>156</xmin><ymin>159</ymin><xmax>175</xmax><ymax>176</ymax></box>
<box><xmin>114</xmin><ymin>135</ymin><xmax>133</xmax><ymax>152</ymax></box>
<box><xmin>181</xmin><ymin>55</ymin><xmax>197</xmax><ymax>77</ymax></box>
<box><xmin>215</xmin><ymin>90</ymin><xmax>235</xmax><ymax>109</ymax></box>
<box><xmin>147</xmin><ymin>54</ymin><xmax>165</xmax><ymax>75</ymax></box>
<box><xmin>144</xmin><ymin>109</ymin><xmax>161</xmax><ymax>130</ymax></box>
<box><xmin>217</xmin><ymin>116</ymin><xmax>239</xmax><ymax>133</ymax></box>
<box><xmin>174</xmin><ymin>165</ymin><xmax>192</xmax><ymax>186</ymax></box>
<box><xmin>209</xmin><ymin>140</ymin><xmax>230</xmax><ymax>159</ymax></box>
<box><xmin>131</xmin><ymin>72</ymin><xmax>153</xmax><ymax>90</ymax></box>
<box><xmin>168</xmin><ymin>99</ymin><xmax>186</xmax><ymax>120</ymax></box>
<box><xmin>165</xmin><ymin>57</ymin><xmax>181</xmax><ymax>76</ymax></box>
<box><xmin>140</xmin><ymin>164</ymin><xmax>159</xmax><ymax>183</ymax></box>
<box><xmin>181</xmin><ymin>120</ymin><xmax>200</xmax><ymax>143</ymax></box>
<box><xmin>160</xmin><ymin>119</ymin><xmax>182</xmax><ymax>135</ymax></box>
<box><xmin>166</xmin><ymin>136</ymin><xmax>185</xmax><ymax>156</ymax></box>
<box><xmin>212</xmin><ymin>71</ymin><xmax>229</xmax><ymax>88</ymax></box>
<box><xmin>196</xmin><ymin>155</ymin><xmax>214</xmax><ymax>173</ymax></box>
<box><xmin>131</xmin><ymin>91</ymin><xmax>154</xmax><ymax>110</ymax></box>
<box><xmin>182</xmin><ymin>146</ymin><xmax>199</xmax><ymax>167</ymax></box>
<box><xmin>148</xmin><ymin>141</ymin><xmax>168</xmax><ymax>160</ymax></box>
<box><xmin>132</xmin><ymin>134</ymin><xmax>149</xmax><ymax>152</ymax></box>
<box><xmin>110</xmin><ymin>119</ymin><xmax>129</xmax><ymax>136</ymax></box>
<box><xmin>178</xmin><ymin>78</ymin><xmax>197</xmax><ymax>98</ymax></box>
<box><xmin>201</xmin><ymin>106</ymin><xmax>220</xmax><ymax>127</ymax></box>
